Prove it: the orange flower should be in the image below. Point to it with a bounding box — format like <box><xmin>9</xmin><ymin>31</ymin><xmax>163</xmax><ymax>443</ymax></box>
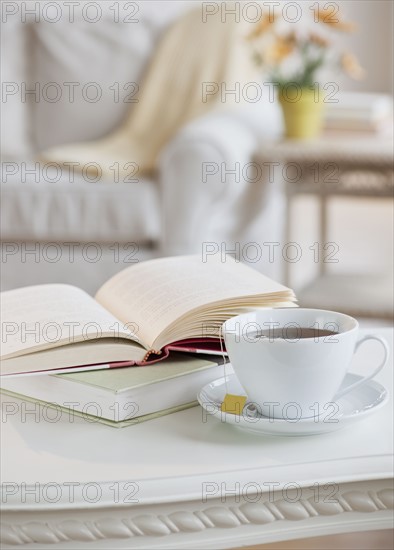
<box><xmin>341</xmin><ymin>53</ymin><xmax>366</xmax><ymax>79</ymax></box>
<box><xmin>247</xmin><ymin>13</ymin><xmax>276</xmax><ymax>40</ymax></box>
<box><xmin>317</xmin><ymin>5</ymin><xmax>357</xmax><ymax>32</ymax></box>
<box><xmin>309</xmin><ymin>33</ymin><xmax>330</xmax><ymax>48</ymax></box>
<box><xmin>265</xmin><ymin>33</ymin><xmax>296</xmax><ymax>64</ymax></box>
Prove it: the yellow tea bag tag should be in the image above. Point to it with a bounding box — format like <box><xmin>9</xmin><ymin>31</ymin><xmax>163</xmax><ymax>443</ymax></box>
<box><xmin>221</xmin><ymin>394</ymin><xmax>247</xmax><ymax>415</ymax></box>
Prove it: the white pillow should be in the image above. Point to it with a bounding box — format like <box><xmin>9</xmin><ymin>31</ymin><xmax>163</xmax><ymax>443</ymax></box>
<box><xmin>31</xmin><ymin>2</ymin><xmax>179</xmax><ymax>152</ymax></box>
<box><xmin>0</xmin><ymin>18</ymin><xmax>33</xmax><ymax>159</ymax></box>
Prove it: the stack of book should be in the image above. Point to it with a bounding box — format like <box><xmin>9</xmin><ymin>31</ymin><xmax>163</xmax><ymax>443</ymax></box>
<box><xmin>0</xmin><ymin>255</ymin><xmax>296</xmax><ymax>427</ymax></box>
<box><xmin>1</xmin><ymin>353</ymin><xmax>231</xmax><ymax>427</ymax></box>
<box><xmin>324</xmin><ymin>92</ymin><xmax>393</xmax><ymax>135</ymax></box>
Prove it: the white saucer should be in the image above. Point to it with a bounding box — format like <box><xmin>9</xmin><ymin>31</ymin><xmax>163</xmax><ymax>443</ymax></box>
<box><xmin>198</xmin><ymin>371</ymin><xmax>388</xmax><ymax>436</ymax></box>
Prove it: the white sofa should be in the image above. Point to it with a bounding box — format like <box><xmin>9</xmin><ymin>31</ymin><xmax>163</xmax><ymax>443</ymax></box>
<box><xmin>0</xmin><ymin>1</ymin><xmax>284</xmax><ymax>293</ymax></box>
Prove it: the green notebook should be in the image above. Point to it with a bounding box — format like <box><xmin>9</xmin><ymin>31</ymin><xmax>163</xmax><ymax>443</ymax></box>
<box><xmin>0</xmin><ymin>389</ymin><xmax>197</xmax><ymax>428</ymax></box>
<box><xmin>1</xmin><ymin>353</ymin><xmax>227</xmax><ymax>427</ymax></box>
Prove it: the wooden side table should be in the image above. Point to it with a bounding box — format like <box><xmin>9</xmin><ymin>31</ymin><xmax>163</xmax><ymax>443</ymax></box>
<box><xmin>259</xmin><ymin>134</ymin><xmax>394</xmax><ymax>318</ymax></box>
<box><xmin>1</xmin><ymin>328</ymin><xmax>393</xmax><ymax>549</ymax></box>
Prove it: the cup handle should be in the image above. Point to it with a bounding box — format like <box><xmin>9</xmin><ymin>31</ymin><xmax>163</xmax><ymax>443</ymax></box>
<box><xmin>334</xmin><ymin>335</ymin><xmax>389</xmax><ymax>400</ymax></box>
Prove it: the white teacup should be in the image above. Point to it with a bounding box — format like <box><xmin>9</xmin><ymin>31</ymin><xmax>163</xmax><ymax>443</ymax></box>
<box><xmin>223</xmin><ymin>308</ymin><xmax>389</xmax><ymax>420</ymax></box>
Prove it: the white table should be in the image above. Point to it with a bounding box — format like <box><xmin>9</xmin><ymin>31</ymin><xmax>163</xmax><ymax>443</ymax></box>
<box><xmin>259</xmin><ymin>134</ymin><xmax>394</xmax><ymax>319</ymax></box>
<box><xmin>1</xmin><ymin>328</ymin><xmax>393</xmax><ymax>549</ymax></box>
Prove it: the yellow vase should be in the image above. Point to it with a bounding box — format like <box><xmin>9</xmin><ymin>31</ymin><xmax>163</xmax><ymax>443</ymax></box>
<box><xmin>279</xmin><ymin>87</ymin><xmax>325</xmax><ymax>139</ymax></box>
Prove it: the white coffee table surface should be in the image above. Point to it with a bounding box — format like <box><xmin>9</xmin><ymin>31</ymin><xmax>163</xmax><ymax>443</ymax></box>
<box><xmin>1</xmin><ymin>328</ymin><xmax>393</xmax><ymax>549</ymax></box>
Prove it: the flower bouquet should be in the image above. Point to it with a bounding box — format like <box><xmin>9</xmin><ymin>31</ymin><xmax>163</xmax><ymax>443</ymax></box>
<box><xmin>248</xmin><ymin>4</ymin><xmax>364</xmax><ymax>139</ymax></box>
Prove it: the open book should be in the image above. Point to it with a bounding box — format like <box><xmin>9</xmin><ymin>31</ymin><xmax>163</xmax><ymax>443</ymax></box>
<box><xmin>0</xmin><ymin>255</ymin><xmax>296</xmax><ymax>376</ymax></box>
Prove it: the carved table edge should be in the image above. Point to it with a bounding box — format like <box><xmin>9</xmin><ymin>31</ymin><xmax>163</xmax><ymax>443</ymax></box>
<box><xmin>1</xmin><ymin>482</ymin><xmax>393</xmax><ymax>546</ymax></box>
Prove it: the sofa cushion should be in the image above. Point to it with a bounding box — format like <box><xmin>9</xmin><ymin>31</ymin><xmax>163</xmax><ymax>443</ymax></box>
<box><xmin>0</xmin><ymin>17</ymin><xmax>33</xmax><ymax>159</ymax></box>
<box><xmin>0</xmin><ymin>167</ymin><xmax>160</xmax><ymax>243</ymax></box>
<box><xmin>30</xmin><ymin>1</ymin><xmax>194</xmax><ymax>152</ymax></box>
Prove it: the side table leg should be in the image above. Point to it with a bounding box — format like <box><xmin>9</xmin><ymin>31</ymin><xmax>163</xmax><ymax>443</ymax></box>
<box><xmin>284</xmin><ymin>190</ymin><xmax>292</xmax><ymax>287</ymax></box>
<box><xmin>320</xmin><ymin>194</ymin><xmax>327</xmax><ymax>277</ymax></box>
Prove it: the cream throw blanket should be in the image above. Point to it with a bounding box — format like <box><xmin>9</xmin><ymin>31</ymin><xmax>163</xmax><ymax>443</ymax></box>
<box><xmin>40</xmin><ymin>8</ymin><xmax>255</xmax><ymax>179</ymax></box>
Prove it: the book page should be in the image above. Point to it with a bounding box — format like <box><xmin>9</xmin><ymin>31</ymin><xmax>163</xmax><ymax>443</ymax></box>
<box><xmin>95</xmin><ymin>255</ymin><xmax>294</xmax><ymax>350</ymax></box>
<box><xmin>0</xmin><ymin>339</ymin><xmax>145</xmax><ymax>376</ymax></box>
<box><xmin>0</xmin><ymin>284</ymin><xmax>140</xmax><ymax>360</ymax></box>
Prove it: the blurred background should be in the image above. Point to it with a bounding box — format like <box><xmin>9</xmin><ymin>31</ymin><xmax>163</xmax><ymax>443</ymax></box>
<box><xmin>1</xmin><ymin>0</ymin><xmax>393</xmax><ymax>312</ymax></box>
<box><xmin>0</xmin><ymin>1</ymin><xmax>393</xmax><ymax>548</ymax></box>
